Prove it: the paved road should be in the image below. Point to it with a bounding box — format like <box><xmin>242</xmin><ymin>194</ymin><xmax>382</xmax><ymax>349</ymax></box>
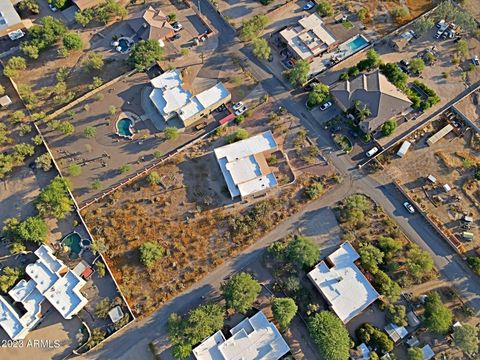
<box><xmin>84</xmin><ymin>3</ymin><xmax>480</xmax><ymax>359</ymax></box>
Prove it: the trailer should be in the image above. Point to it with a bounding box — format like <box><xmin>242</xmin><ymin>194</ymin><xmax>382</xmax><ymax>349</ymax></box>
<box><xmin>427</xmin><ymin>124</ymin><xmax>453</xmax><ymax>146</ymax></box>
<box><xmin>397</xmin><ymin>141</ymin><xmax>411</xmax><ymax>157</ymax></box>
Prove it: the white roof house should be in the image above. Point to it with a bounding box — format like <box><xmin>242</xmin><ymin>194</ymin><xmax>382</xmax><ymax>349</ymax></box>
<box><xmin>193</xmin><ymin>311</ymin><xmax>290</xmax><ymax>360</ymax></box>
<box><xmin>214</xmin><ymin>131</ymin><xmax>278</xmax><ymax>199</ymax></box>
<box><xmin>0</xmin><ymin>245</ymin><xmax>88</xmax><ymax>340</ymax></box>
<box><xmin>279</xmin><ymin>13</ymin><xmax>336</xmax><ymax>60</ymax></box>
<box><xmin>308</xmin><ymin>242</ymin><xmax>379</xmax><ymax>323</ymax></box>
<box><xmin>149</xmin><ymin>70</ymin><xmax>230</xmax><ymax>126</ymax></box>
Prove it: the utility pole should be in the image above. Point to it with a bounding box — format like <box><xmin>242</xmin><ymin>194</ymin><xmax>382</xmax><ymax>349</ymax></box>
<box><xmin>198</xmin><ymin>0</ymin><xmax>201</xmax><ymax>15</ymax></box>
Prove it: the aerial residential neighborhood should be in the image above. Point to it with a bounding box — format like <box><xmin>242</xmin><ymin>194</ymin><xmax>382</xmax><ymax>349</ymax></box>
<box><xmin>0</xmin><ymin>0</ymin><xmax>479</xmax><ymax>359</ymax></box>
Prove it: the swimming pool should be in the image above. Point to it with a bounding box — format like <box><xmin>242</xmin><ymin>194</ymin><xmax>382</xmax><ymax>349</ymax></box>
<box><xmin>62</xmin><ymin>232</ymin><xmax>82</xmax><ymax>256</ymax></box>
<box><xmin>346</xmin><ymin>35</ymin><xmax>369</xmax><ymax>52</ymax></box>
<box><xmin>118</xmin><ymin>38</ymin><xmax>129</xmax><ymax>52</ymax></box>
<box><xmin>116</xmin><ymin>118</ymin><xmax>134</xmax><ymax>138</ymax></box>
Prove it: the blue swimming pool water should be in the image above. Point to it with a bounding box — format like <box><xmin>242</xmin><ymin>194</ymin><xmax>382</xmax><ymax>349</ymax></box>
<box><xmin>118</xmin><ymin>38</ymin><xmax>130</xmax><ymax>52</ymax></box>
<box><xmin>117</xmin><ymin>118</ymin><xmax>134</xmax><ymax>137</ymax></box>
<box><xmin>62</xmin><ymin>232</ymin><xmax>82</xmax><ymax>255</ymax></box>
<box><xmin>347</xmin><ymin>36</ymin><xmax>368</xmax><ymax>52</ymax></box>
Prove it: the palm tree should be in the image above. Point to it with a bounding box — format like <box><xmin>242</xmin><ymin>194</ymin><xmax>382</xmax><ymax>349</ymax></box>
<box><xmin>358</xmin><ymin>105</ymin><xmax>372</xmax><ymax>121</ymax></box>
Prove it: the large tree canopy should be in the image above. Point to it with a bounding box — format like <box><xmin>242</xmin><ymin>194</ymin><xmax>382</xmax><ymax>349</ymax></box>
<box><xmin>424</xmin><ymin>292</ymin><xmax>453</xmax><ymax>334</ymax></box>
<box><xmin>35</xmin><ymin>176</ymin><xmax>73</xmax><ymax>219</ymax></box>
<box><xmin>129</xmin><ymin>39</ymin><xmax>164</xmax><ymax>71</ymax></box>
<box><xmin>308</xmin><ymin>311</ymin><xmax>351</xmax><ymax>360</ymax></box>
<box><xmin>221</xmin><ymin>272</ymin><xmax>261</xmax><ymax>313</ymax></box>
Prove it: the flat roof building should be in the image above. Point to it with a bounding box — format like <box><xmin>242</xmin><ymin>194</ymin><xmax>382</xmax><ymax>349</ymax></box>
<box><xmin>214</xmin><ymin>131</ymin><xmax>278</xmax><ymax>200</ymax></box>
<box><xmin>308</xmin><ymin>242</ymin><xmax>379</xmax><ymax>323</ymax></box>
<box><xmin>193</xmin><ymin>310</ymin><xmax>290</xmax><ymax>360</ymax></box>
<box><xmin>0</xmin><ymin>0</ymin><xmax>25</xmax><ymax>37</ymax></box>
<box><xmin>149</xmin><ymin>70</ymin><xmax>231</xmax><ymax>128</ymax></box>
<box><xmin>279</xmin><ymin>13</ymin><xmax>336</xmax><ymax>60</ymax></box>
<box><xmin>0</xmin><ymin>245</ymin><xmax>88</xmax><ymax>340</ymax></box>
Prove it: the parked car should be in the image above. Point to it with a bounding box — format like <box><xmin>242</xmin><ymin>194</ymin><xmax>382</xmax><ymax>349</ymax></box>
<box><xmin>472</xmin><ymin>56</ymin><xmax>479</xmax><ymax>66</ymax></box>
<box><xmin>232</xmin><ymin>102</ymin><xmax>244</xmax><ymax>111</ymax></box>
<box><xmin>303</xmin><ymin>2</ymin><xmax>315</xmax><ymax>10</ymax></box>
<box><xmin>8</xmin><ymin>29</ymin><xmax>24</xmax><ymax>41</ymax></box>
<box><xmin>194</xmin><ymin>122</ymin><xmax>207</xmax><ymax>131</ymax></box>
<box><xmin>48</xmin><ymin>4</ymin><xmax>58</xmax><ymax>11</ymax></box>
<box><xmin>319</xmin><ymin>101</ymin><xmax>332</xmax><ymax>111</ymax></box>
<box><xmin>400</xmin><ymin>59</ymin><xmax>410</xmax><ymax>67</ymax></box>
<box><xmin>172</xmin><ymin>22</ymin><xmax>183</xmax><ymax>32</ymax></box>
<box><xmin>403</xmin><ymin>201</ymin><xmax>415</xmax><ymax>214</ymax></box>
<box><xmin>366</xmin><ymin>147</ymin><xmax>379</xmax><ymax>157</ymax></box>
<box><xmin>235</xmin><ymin>106</ymin><xmax>247</xmax><ymax>116</ymax></box>
<box><xmin>436</xmin><ymin>19</ymin><xmax>446</xmax><ymax>28</ymax></box>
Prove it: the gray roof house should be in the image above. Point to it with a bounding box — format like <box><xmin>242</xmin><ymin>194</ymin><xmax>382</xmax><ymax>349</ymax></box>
<box><xmin>128</xmin><ymin>6</ymin><xmax>175</xmax><ymax>41</ymax></box>
<box><xmin>331</xmin><ymin>70</ymin><xmax>412</xmax><ymax>133</ymax></box>
<box><xmin>0</xmin><ymin>0</ymin><xmax>24</xmax><ymax>37</ymax></box>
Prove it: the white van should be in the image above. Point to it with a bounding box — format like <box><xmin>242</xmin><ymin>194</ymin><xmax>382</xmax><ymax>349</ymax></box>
<box><xmin>366</xmin><ymin>147</ymin><xmax>379</xmax><ymax>157</ymax></box>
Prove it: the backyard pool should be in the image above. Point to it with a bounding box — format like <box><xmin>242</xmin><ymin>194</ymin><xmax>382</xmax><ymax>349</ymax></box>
<box><xmin>62</xmin><ymin>232</ymin><xmax>82</xmax><ymax>257</ymax></box>
<box><xmin>115</xmin><ymin>37</ymin><xmax>134</xmax><ymax>54</ymax></box>
<box><xmin>346</xmin><ymin>35</ymin><xmax>369</xmax><ymax>52</ymax></box>
<box><xmin>116</xmin><ymin>118</ymin><xmax>134</xmax><ymax>138</ymax></box>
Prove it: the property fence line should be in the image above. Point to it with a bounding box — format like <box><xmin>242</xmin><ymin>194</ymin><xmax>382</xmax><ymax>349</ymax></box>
<box><xmin>32</xmin><ymin>122</ymin><xmax>137</xmax><ymax>322</ymax></box>
<box><xmin>47</xmin><ymin>69</ymin><xmax>137</xmax><ymax>120</ymax></box>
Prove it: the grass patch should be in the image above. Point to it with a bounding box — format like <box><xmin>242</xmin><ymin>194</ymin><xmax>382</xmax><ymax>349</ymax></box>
<box><xmin>341</xmin><ymin>20</ymin><xmax>354</xmax><ymax>29</ymax></box>
<box><xmin>333</xmin><ymin>134</ymin><xmax>353</xmax><ymax>152</ymax></box>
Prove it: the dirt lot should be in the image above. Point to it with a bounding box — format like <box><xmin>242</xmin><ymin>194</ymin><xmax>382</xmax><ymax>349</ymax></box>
<box><xmin>80</xmin><ymin>97</ymin><xmax>338</xmax><ymax>316</ymax></box>
<box><xmin>382</xmin><ymin>114</ymin><xmax>480</xmax><ymax>254</ymax></box>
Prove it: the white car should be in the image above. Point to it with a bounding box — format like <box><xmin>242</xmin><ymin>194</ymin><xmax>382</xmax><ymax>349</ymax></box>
<box><xmin>235</xmin><ymin>106</ymin><xmax>247</xmax><ymax>116</ymax></box>
<box><xmin>232</xmin><ymin>102</ymin><xmax>244</xmax><ymax>111</ymax></box>
<box><xmin>303</xmin><ymin>2</ymin><xmax>315</xmax><ymax>10</ymax></box>
<box><xmin>319</xmin><ymin>101</ymin><xmax>332</xmax><ymax>111</ymax></box>
<box><xmin>366</xmin><ymin>147</ymin><xmax>379</xmax><ymax>157</ymax></box>
<box><xmin>403</xmin><ymin>201</ymin><xmax>415</xmax><ymax>214</ymax></box>
<box><xmin>8</xmin><ymin>30</ymin><xmax>25</xmax><ymax>41</ymax></box>
<box><xmin>472</xmin><ymin>56</ymin><xmax>479</xmax><ymax>66</ymax></box>
<box><xmin>48</xmin><ymin>3</ymin><xmax>58</xmax><ymax>12</ymax></box>
<box><xmin>436</xmin><ymin>19</ymin><xmax>445</xmax><ymax>28</ymax></box>
<box><xmin>172</xmin><ymin>22</ymin><xmax>183</xmax><ymax>32</ymax></box>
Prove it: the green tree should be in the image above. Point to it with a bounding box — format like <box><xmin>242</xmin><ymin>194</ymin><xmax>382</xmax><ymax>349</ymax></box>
<box><xmin>171</xmin><ymin>343</ymin><xmax>192</xmax><ymax>360</ymax></box>
<box><xmin>226</xmin><ymin>129</ymin><xmax>249</xmax><ymax>143</ymax></box>
<box><xmin>91</xmin><ymin>237</ymin><xmax>109</xmax><ymax>255</ymax></box>
<box><xmin>35</xmin><ymin>153</ymin><xmax>53</xmax><ymax>171</ymax></box>
<box><xmin>284</xmin><ymin>59</ymin><xmax>310</xmax><ymax>87</ymax></box>
<box><xmin>18</xmin><ymin>0</ymin><xmax>40</xmax><ymax>14</ymax></box>
<box><xmin>96</xmin><ymin>261</ymin><xmax>106</xmax><ymax>277</ymax></box>
<box><xmin>0</xmin><ymin>154</ymin><xmax>14</xmax><ymax>179</ymax></box>
<box><xmin>87</xmin><ymin>328</ymin><xmax>106</xmax><ymax>350</ymax></box>
<box><xmin>167</xmin><ymin>13</ymin><xmax>176</xmax><ymax>22</ymax></box>
<box><xmin>147</xmin><ymin>171</ymin><xmax>161</xmax><ymax>185</ymax></box>
<box><xmin>82</xmin><ymin>53</ymin><xmax>104</xmax><ymax>71</ymax></box>
<box><xmin>75</xmin><ymin>9</ymin><xmax>94</xmax><ymax>27</ymax></box>
<box><xmin>374</xmin><ymin>270</ymin><xmax>401</xmax><ymax>302</ymax></box>
<box><xmin>240</xmin><ymin>14</ymin><xmax>269</xmax><ymax>42</ymax></box>
<box><xmin>377</xmin><ymin>236</ymin><xmax>402</xmax><ymax>259</ymax></box>
<box><xmin>63</xmin><ymin>32</ymin><xmax>83</xmax><ymax>50</ymax></box>
<box><xmin>3</xmin><ymin>56</ymin><xmax>27</xmax><ymax>78</ymax></box>
<box><xmin>357</xmin><ymin>323</ymin><xmax>394</xmax><ymax>353</ymax></box>
<box><xmin>10</xmin><ymin>242</ymin><xmax>27</xmax><ymax>255</ymax></box>
<box><xmin>408</xmin><ymin>347</ymin><xmax>423</xmax><ymax>360</ymax></box>
<box><xmin>305</xmin><ymin>182</ymin><xmax>324</xmax><ymax>200</ymax></box>
<box><xmin>95</xmin><ymin>298</ymin><xmax>112</xmax><ymax>319</ymax></box>
<box><xmin>221</xmin><ymin>272</ymin><xmax>261</xmax><ymax>313</ymax></box>
<box><xmin>358</xmin><ymin>244</ymin><xmax>384</xmax><ymax>274</ymax></box>
<box><xmin>252</xmin><ymin>38</ymin><xmax>271</xmax><ymax>60</ymax></box>
<box><xmin>129</xmin><ymin>39</ymin><xmax>164</xmax><ymax>71</ymax></box>
<box><xmin>286</xmin><ymin>235</ymin><xmax>320</xmax><ymax>269</ymax></box>
<box><xmin>386</xmin><ymin>304</ymin><xmax>407</xmax><ymax>326</ymax></box>
<box><xmin>139</xmin><ymin>241</ymin><xmax>164</xmax><ymax>268</ymax></box>
<box><xmin>307</xmin><ymin>82</ymin><xmax>330</xmax><ymax>108</ymax></box>
<box><xmin>92</xmin><ymin>179</ymin><xmax>102</xmax><ymax>190</ymax></box>
<box><xmin>390</xmin><ymin>6</ymin><xmax>410</xmax><ymax>21</ymax></box>
<box><xmin>406</xmin><ymin>245</ymin><xmax>433</xmax><ymax>281</ymax></box>
<box><xmin>308</xmin><ymin>311</ymin><xmax>350</xmax><ymax>360</ymax></box>
<box><xmin>95</xmin><ymin>0</ymin><xmax>128</xmax><ymax>24</ymax></box>
<box><xmin>381</xmin><ymin>119</ymin><xmax>397</xmax><ymax>136</ymax></box>
<box><xmin>164</xmin><ymin>127</ymin><xmax>178</xmax><ymax>141</ymax></box>
<box><xmin>453</xmin><ymin>323</ymin><xmax>479</xmax><ymax>355</ymax></box>
<box><xmin>21</xmin><ymin>44</ymin><xmax>39</xmax><ymax>59</ymax></box>
<box><xmin>413</xmin><ymin>18</ymin><xmax>434</xmax><ymax>35</ymax></box>
<box><xmin>84</xmin><ymin>126</ymin><xmax>96</xmax><ymax>138</ymax></box>
<box><xmin>424</xmin><ymin>292</ymin><xmax>453</xmax><ymax>334</ymax></box>
<box><xmin>467</xmin><ymin>256</ymin><xmax>480</xmax><ymax>275</ymax></box>
<box><xmin>67</xmin><ymin>163</ymin><xmax>82</xmax><ymax>177</ymax></box>
<box><xmin>49</xmin><ymin>0</ymin><xmax>66</xmax><ymax>8</ymax></box>
<box><xmin>35</xmin><ymin>176</ymin><xmax>73</xmax><ymax>219</ymax></box>
<box><xmin>119</xmin><ymin>164</ymin><xmax>130</xmax><ymax>174</ymax></box>
<box><xmin>13</xmin><ymin>143</ymin><xmax>35</xmax><ymax>163</ymax></box>
<box><xmin>22</xmin><ymin>16</ymin><xmax>67</xmax><ymax>54</ymax></box>
<box><xmin>456</xmin><ymin>39</ymin><xmax>469</xmax><ymax>57</ymax></box>
<box><xmin>357</xmin><ymin>8</ymin><xmax>368</xmax><ymax>22</ymax></box>
<box><xmin>365</xmin><ymin>49</ymin><xmax>381</xmax><ymax>69</ymax></box>
<box><xmin>316</xmin><ymin>1</ymin><xmax>334</xmax><ymax>17</ymax></box>
<box><xmin>0</xmin><ymin>267</ymin><xmax>23</xmax><ymax>293</ymax></box>
<box><xmin>272</xmin><ymin>297</ymin><xmax>298</xmax><ymax>331</ymax></box>
<box><xmin>17</xmin><ymin>217</ymin><xmax>47</xmax><ymax>244</ymax></box>
<box><xmin>409</xmin><ymin>58</ymin><xmax>425</xmax><ymax>74</ymax></box>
